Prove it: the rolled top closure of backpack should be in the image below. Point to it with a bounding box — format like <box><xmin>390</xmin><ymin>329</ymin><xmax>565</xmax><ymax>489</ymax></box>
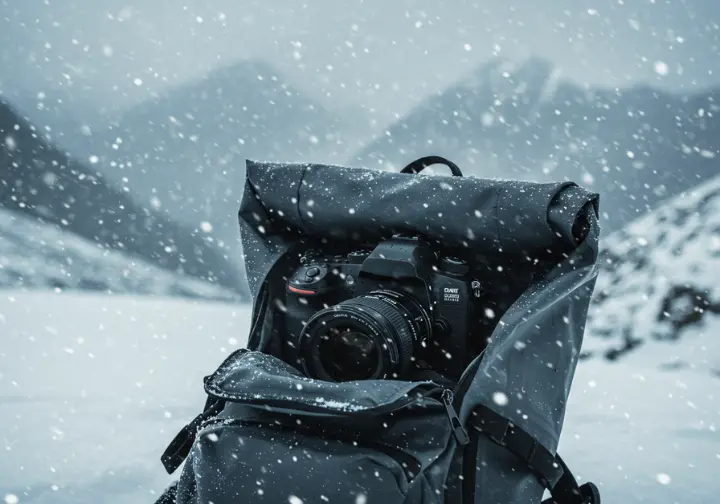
<box><xmin>240</xmin><ymin>160</ymin><xmax>599</xmax><ymax>263</ymax></box>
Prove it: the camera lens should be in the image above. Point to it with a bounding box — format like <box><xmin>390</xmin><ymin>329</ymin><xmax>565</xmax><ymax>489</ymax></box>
<box><xmin>299</xmin><ymin>290</ymin><xmax>432</xmax><ymax>382</ymax></box>
<box><xmin>316</xmin><ymin>330</ymin><xmax>379</xmax><ymax>382</ymax></box>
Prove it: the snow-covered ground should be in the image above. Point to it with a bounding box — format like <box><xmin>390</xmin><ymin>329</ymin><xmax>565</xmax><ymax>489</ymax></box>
<box><xmin>1</xmin><ymin>291</ymin><xmax>717</xmax><ymax>503</ymax></box>
<box><xmin>0</xmin><ymin>208</ymin><xmax>240</xmax><ymax>302</ymax></box>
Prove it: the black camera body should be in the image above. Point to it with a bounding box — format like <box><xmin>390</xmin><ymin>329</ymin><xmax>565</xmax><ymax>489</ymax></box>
<box><xmin>283</xmin><ymin>235</ymin><xmax>486</xmax><ymax>382</ymax></box>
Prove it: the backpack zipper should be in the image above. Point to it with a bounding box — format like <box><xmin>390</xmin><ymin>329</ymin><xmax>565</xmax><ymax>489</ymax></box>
<box><xmin>441</xmin><ymin>389</ymin><xmax>470</xmax><ymax>445</ymax></box>
<box><xmin>452</xmin><ymin>351</ymin><xmax>487</xmax><ymax>502</ymax></box>
<box><xmin>207</xmin><ymin>378</ymin><xmax>442</xmax><ymax>416</ymax></box>
<box><xmin>207</xmin><ymin>375</ymin><xmax>470</xmax><ymax>445</ymax></box>
<box><xmin>165</xmin><ymin>380</ymin><xmax>469</xmax><ymax>474</ymax></box>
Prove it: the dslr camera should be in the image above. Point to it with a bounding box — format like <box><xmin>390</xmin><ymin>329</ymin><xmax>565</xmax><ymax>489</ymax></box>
<box><xmin>283</xmin><ymin>235</ymin><xmax>489</xmax><ymax>382</ymax></box>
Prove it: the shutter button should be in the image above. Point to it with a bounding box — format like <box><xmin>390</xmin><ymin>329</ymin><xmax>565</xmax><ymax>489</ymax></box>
<box><xmin>306</xmin><ymin>266</ymin><xmax>321</xmax><ymax>278</ymax></box>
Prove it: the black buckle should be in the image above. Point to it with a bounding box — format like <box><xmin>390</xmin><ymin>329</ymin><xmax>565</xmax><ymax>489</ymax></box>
<box><xmin>497</xmin><ymin>421</ymin><xmax>512</xmax><ymax>446</ymax></box>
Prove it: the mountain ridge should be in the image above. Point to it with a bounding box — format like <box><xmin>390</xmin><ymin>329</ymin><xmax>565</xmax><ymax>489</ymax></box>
<box><xmin>349</xmin><ymin>56</ymin><xmax>719</xmax><ymax>232</ymax></box>
<box><xmin>85</xmin><ymin>59</ymin><xmax>371</xmax><ymax>270</ymax></box>
<box><xmin>0</xmin><ymin>98</ymin><xmax>247</xmax><ymax>296</ymax></box>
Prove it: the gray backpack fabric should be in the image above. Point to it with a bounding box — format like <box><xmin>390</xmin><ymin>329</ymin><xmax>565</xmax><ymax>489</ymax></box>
<box><xmin>155</xmin><ymin>156</ymin><xmax>602</xmax><ymax>504</ymax></box>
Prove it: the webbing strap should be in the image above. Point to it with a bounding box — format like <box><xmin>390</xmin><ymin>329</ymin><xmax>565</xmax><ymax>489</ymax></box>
<box><xmin>469</xmin><ymin>405</ymin><xmax>600</xmax><ymax>504</ymax></box>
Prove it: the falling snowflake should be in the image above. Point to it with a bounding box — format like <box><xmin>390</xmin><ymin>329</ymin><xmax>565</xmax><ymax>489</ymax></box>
<box><xmin>656</xmin><ymin>473</ymin><xmax>672</xmax><ymax>485</ymax></box>
<box><xmin>4</xmin><ymin>136</ymin><xmax>16</xmax><ymax>150</ymax></box>
<box><xmin>654</xmin><ymin>61</ymin><xmax>669</xmax><ymax>76</ymax></box>
<box><xmin>492</xmin><ymin>391</ymin><xmax>509</xmax><ymax>406</ymax></box>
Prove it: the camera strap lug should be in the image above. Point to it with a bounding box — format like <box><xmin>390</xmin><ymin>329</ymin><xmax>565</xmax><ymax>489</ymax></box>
<box><xmin>442</xmin><ymin>389</ymin><xmax>470</xmax><ymax>445</ymax></box>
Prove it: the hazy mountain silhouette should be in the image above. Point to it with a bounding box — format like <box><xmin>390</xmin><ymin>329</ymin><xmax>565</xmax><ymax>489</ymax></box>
<box><xmin>0</xmin><ymin>70</ymin><xmax>109</xmax><ymax>158</ymax></box>
<box><xmin>350</xmin><ymin>57</ymin><xmax>720</xmax><ymax>231</ymax></box>
<box><xmin>87</xmin><ymin>59</ymin><xmax>371</xmax><ymax>257</ymax></box>
<box><xmin>0</xmin><ymin>98</ymin><xmax>247</xmax><ymax>297</ymax></box>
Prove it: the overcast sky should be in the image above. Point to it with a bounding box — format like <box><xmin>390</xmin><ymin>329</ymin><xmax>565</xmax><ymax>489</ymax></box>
<box><xmin>1</xmin><ymin>0</ymin><xmax>719</xmax><ymax>121</ymax></box>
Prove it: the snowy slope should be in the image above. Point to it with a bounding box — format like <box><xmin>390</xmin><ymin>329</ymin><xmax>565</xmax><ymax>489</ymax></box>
<box><xmin>585</xmin><ymin>175</ymin><xmax>720</xmax><ymax>376</ymax></box>
<box><xmin>0</xmin><ymin>208</ymin><xmax>239</xmax><ymax>302</ymax></box>
<box><xmin>1</xmin><ymin>291</ymin><xmax>718</xmax><ymax>503</ymax></box>
<box><xmin>1</xmin><ymin>99</ymin><xmax>246</xmax><ymax>294</ymax></box>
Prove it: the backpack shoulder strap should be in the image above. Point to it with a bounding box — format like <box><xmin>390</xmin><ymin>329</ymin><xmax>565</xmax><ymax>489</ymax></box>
<box><xmin>469</xmin><ymin>404</ymin><xmax>601</xmax><ymax>504</ymax></box>
<box><xmin>161</xmin><ymin>396</ymin><xmax>225</xmax><ymax>474</ymax></box>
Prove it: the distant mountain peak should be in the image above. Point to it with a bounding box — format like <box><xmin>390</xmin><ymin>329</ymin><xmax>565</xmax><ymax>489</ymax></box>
<box><xmin>203</xmin><ymin>58</ymin><xmax>288</xmax><ymax>84</ymax></box>
<box><xmin>114</xmin><ymin>58</ymin><xmax>321</xmax><ymax>123</ymax></box>
<box><xmin>89</xmin><ymin>57</ymin><xmax>368</xmax><ymax>271</ymax></box>
<box><xmin>455</xmin><ymin>56</ymin><xmax>556</xmax><ymax>90</ymax></box>
<box><xmin>350</xmin><ymin>55</ymin><xmax>719</xmax><ymax>232</ymax></box>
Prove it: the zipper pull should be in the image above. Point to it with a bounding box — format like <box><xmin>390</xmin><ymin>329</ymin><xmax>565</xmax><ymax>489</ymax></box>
<box><xmin>442</xmin><ymin>389</ymin><xmax>470</xmax><ymax>445</ymax></box>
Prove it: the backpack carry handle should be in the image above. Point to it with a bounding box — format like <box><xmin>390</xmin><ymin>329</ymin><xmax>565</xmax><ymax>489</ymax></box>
<box><xmin>400</xmin><ymin>155</ymin><xmax>464</xmax><ymax>177</ymax></box>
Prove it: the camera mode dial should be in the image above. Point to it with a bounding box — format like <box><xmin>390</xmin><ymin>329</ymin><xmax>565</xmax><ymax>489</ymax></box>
<box><xmin>287</xmin><ymin>264</ymin><xmax>332</xmax><ymax>295</ymax></box>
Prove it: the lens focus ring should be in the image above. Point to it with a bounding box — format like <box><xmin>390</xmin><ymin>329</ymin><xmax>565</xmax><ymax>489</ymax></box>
<box><xmin>347</xmin><ymin>295</ymin><xmax>415</xmax><ymax>371</ymax></box>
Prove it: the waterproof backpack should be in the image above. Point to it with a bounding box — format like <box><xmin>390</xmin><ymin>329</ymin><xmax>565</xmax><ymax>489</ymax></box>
<box><xmin>155</xmin><ymin>156</ymin><xmax>602</xmax><ymax>504</ymax></box>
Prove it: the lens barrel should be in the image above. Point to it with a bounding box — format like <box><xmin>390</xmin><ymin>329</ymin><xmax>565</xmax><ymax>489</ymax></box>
<box><xmin>299</xmin><ymin>290</ymin><xmax>431</xmax><ymax>382</ymax></box>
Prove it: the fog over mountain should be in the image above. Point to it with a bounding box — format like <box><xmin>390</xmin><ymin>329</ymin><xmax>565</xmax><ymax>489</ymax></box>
<box><xmin>81</xmin><ymin>60</ymin><xmax>372</xmax><ymax>265</ymax></box>
<box><xmin>2</xmin><ymin>0</ymin><xmax>719</xmax><ymax>132</ymax></box>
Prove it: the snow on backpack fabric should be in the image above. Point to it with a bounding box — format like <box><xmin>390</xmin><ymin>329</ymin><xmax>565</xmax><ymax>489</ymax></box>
<box><xmin>154</xmin><ymin>156</ymin><xmax>602</xmax><ymax>504</ymax></box>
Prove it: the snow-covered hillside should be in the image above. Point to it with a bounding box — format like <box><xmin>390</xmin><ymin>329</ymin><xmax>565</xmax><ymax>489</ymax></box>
<box><xmin>1</xmin><ymin>291</ymin><xmax>717</xmax><ymax>503</ymax></box>
<box><xmin>0</xmin><ymin>208</ymin><xmax>240</xmax><ymax>302</ymax></box>
<box><xmin>1</xmin><ymin>99</ymin><xmax>245</xmax><ymax>294</ymax></box>
<box><xmin>585</xmin><ymin>175</ymin><xmax>720</xmax><ymax>375</ymax></box>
